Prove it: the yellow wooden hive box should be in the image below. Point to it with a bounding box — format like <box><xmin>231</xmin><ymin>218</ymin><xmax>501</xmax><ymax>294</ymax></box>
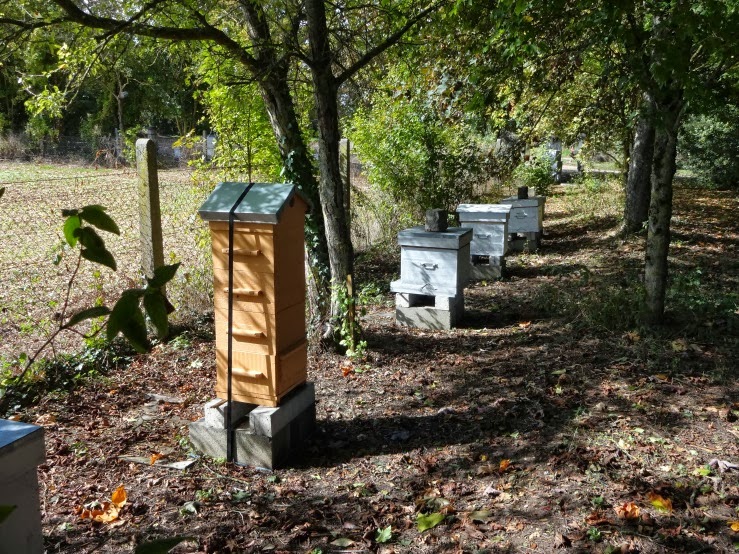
<box><xmin>199</xmin><ymin>183</ymin><xmax>309</xmax><ymax>406</ymax></box>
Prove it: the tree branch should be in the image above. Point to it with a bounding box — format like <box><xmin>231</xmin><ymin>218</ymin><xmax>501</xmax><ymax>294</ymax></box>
<box><xmin>335</xmin><ymin>0</ymin><xmax>446</xmax><ymax>85</ymax></box>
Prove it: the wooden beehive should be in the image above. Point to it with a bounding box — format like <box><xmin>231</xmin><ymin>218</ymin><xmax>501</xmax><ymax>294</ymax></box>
<box><xmin>199</xmin><ymin>183</ymin><xmax>309</xmax><ymax>407</ymax></box>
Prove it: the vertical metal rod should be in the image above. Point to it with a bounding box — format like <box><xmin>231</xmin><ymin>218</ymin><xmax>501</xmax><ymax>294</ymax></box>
<box><xmin>226</xmin><ymin>182</ymin><xmax>254</xmax><ymax>462</ymax></box>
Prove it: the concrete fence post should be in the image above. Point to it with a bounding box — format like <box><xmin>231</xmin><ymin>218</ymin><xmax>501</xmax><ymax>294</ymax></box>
<box><xmin>136</xmin><ymin>138</ymin><xmax>164</xmax><ymax>278</ymax></box>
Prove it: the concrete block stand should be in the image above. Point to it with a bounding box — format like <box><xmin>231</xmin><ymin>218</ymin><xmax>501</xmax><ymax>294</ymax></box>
<box><xmin>0</xmin><ymin>419</ymin><xmax>45</xmax><ymax>554</ymax></box>
<box><xmin>190</xmin><ymin>383</ymin><xmax>316</xmax><ymax>469</ymax></box>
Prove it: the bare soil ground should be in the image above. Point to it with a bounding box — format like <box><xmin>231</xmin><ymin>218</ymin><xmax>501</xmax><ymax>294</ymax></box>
<box><xmin>5</xmin><ymin>181</ymin><xmax>739</xmax><ymax>553</ymax></box>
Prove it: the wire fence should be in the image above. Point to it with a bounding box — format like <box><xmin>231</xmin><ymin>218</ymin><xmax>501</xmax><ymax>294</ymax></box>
<box><xmin>0</xmin><ymin>164</ymin><xmax>215</xmax><ymax>361</ymax></box>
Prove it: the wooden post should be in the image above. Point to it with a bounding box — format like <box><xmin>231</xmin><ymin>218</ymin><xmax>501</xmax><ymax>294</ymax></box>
<box><xmin>136</xmin><ymin>138</ymin><xmax>164</xmax><ymax>278</ymax></box>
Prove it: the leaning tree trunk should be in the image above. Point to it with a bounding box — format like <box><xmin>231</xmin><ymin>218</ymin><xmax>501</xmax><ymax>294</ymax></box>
<box><xmin>644</xmin><ymin>91</ymin><xmax>682</xmax><ymax>324</ymax></box>
<box><xmin>624</xmin><ymin>96</ymin><xmax>655</xmax><ymax>234</ymax></box>
<box><xmin>241</xmin><ymin>1</ymin><xmax>332</xmax><ymax>324</ymax></box>
<box><xmin>306</xmin><ymin>0</ymin><xmax>355</xmax><ymax>338</ymax></box>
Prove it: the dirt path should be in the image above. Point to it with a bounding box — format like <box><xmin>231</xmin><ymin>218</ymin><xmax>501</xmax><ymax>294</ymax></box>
<box><xmin>7</xmin><ymin>182</ymin><xmax>739</xmax><ymax>553</ymax></box>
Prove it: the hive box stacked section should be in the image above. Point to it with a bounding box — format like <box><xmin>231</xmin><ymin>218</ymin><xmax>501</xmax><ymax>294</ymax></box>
<box><xmin>199</xmin><ymin>183</ymin><xmax>308</xmax><ymax>407</ymax></box>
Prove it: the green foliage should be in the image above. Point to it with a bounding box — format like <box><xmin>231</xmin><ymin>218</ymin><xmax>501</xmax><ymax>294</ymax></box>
<box><xmin>511</xmin><ymin>145</ymin><xmax>556</xmax><ymax>197</ymax></box>
<box><xmin>0</xmin><ymin>338</ymin><xmax>131</xmax><ymax>416</ymax></box>
<box><xmin>535</xmin><ymin>271</ymin><xmax>646</xmax><ymax>333</ymax></box>
<box><xmin>375</xmin><ymin>525</ymin><xmax>393</xmax><ymax>543</ymax></box>
<box><xmin>667</xmin><ymin>268</ymin><xmax>739</xmax><ymax>332</ymax></box>
<box><xmin>680</xmin><ymin>106</ymin><xmax>739</xmax><ymax>189</ymax></box>
<box><xmin>349</xmin><ymin>68</ymin><xmax>492</xmax><ymax>218</ymax></box>
<box><xmin>333</xmin><ymin>281</ymin><xmax>367</xmax><ymax>360</ymax></box>
<box><xmin>416</xmin><ymin>512</ymin><xmax>445</xmax><ymax>532</ymax></box>
<box><xmin>193</xmin><ymin>50</ymin><xmax>282</xmax><ymax>179</ymax></box>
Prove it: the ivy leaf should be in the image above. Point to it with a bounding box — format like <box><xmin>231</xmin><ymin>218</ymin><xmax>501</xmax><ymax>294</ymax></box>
<box><xmin>134</xmin><ymin>537</ymin><xmax>193</xmax><ymax>554</ymax></box>
<box><xmin>63</xmin><ymin>215</ymin><xmax>81</xmax><ymax>247</ymax></box>
<box><xmin>416</xmin><ymin>512</ymin><xmax>445</xmax><ymax>532</ymax></box>
<box><xmin>63</xmin><ymin>306</ymin><xmax>111</xmax><ymax>329</ymax></box>
<box><xmin>80</xmin><ymin>205</ymin><xmax>120</xmax><ymax>235</ymax></box>
<box><xmin>0</xmin><ymin>505</ymin><xmax>16</xmax><ymax>524</ymax></box>
<box><xmin>375</xmin><ymin>526</ymin><xmax>392</xmax><ymax>543</ymax></box>
<box><xmin>143</xmin><ymin>292</ymin><xmax>169</xmax><ymax>339</ymax></box>
<box><xmin>147</xmin><ymin>263</ymin><xmax>181</xmax><ymax>289</ymax></box>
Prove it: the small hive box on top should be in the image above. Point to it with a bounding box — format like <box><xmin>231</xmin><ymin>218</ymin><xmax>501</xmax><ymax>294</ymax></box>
<box><xmin>198</xmin><ymin>183</ymin><xmax>309</xmax><ymax>407</ymax></box>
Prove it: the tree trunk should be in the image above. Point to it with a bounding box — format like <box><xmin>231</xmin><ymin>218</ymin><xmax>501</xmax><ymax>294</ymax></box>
<box><xmin>624</xmin><ymin>96</ymin><xmax>655</xmax><ymax>234</ymax></box>
<box><xmin>240</xmin><ymin>1</ymin><xmax>331</xmax><ymax>325</ymax></box>
<box><xmin>306</xmin><ymin>0</ymin><xmax>355</xmax><ymax>335</ymax></box>
<box><xmin>258</xmin><ymin>75</ymin><xmax>332</xmax><ymax>321</ymax></box>
<box><xmin>644</xmin><ymin>91</ymin><xmax>682</xmax><ymax>324</ymax></box>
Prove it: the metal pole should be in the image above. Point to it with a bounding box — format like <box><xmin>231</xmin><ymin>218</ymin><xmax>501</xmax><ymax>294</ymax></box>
<box><xmin>226</xmin><ymin>182</ymin><xmax>254</xmax><ymax>462</ymax></box>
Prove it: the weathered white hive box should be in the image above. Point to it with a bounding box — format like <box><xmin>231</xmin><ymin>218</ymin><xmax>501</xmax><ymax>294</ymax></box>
<box><xmin>390</xmin><ymin>226</ymin><xmax>472</xmax><ymax>329</ymax></box>
<box><xmin>457</xmin><ymin>204</ymin><xmax>511</xmax><ymax>257</ymax></box>
<box><xmin>0</xmin><ymin>419</ymin><xmax>45</xmax><ymax>554</ymax></box>
<box><xmin>199</xmin><ymin>183</ymin><xmax>309</xmax><ymax>407</ymax></box>
<box><xmin>391</xmin><ymin>226</ymin><xmax>472</xmax><ymax>298</ymax></box>
<box><xmin>499</xmin><ymin>195</ymin><xmax>545</xmax><ymax>234</ymax></box>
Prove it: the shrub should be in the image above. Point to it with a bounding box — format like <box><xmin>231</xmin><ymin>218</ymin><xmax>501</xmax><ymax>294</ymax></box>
<box><xmin>680</xmin><ymin>106</ymin><xmax>739</xmax><ymax>189</ymax></box>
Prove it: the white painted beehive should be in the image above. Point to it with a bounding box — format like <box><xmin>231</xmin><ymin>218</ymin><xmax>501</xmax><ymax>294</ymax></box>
<box><xmin>457</xmin><ymin>204</ymin><xmax>512</xmax><ymax>257</ymax></box>
<box><xmin>390</xmin><ymin>226</ymin><xmax>472</xmax><ymax>298</ymax></box>
<box><xmin>499</xmin><ymin>195</ymin><xmax>546</xmax><ymax>234</ymax></box>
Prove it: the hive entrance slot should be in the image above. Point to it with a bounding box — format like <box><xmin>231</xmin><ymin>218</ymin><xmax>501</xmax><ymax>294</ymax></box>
<box><xmin>232</xmin><ymin>368</ymin><xmax>266</xmax><ymax>379</ymax></box>
<box><xmin>232</xmin><ymin>328</ymin><xmax>266</xmax><ymax>339</ymax></box>
<box><xmin>223</xmin><ymin>287</ymin><xmax>263</xmax><ymax>297</ymax></box>
<box><xmin>221</xmin><ymin>248</ymin><xmax>262</xmax><ymax>256</ymax></box>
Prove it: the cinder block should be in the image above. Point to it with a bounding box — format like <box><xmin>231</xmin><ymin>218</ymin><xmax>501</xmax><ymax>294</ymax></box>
<box><xmin>425</xmin><ymin>209</ymin><xmax>448</xmax><ymax>232</ymax></box>
<box><xmin>249</xmin><ymin>382</ymin><xmax>315</xmax><ymax>437</ymax></box>
<box><xmin>434</xmin><ymin>295</ymin><xmax>463</xmax><ymax>312</ymax></box>
<box><xmin>189</xmin><ymin>403</ymin><xmax>315</xmax><ymax>469</ymax></box>
<box><xmin>189</xmin><ymin>383</ymin><xmax>316</xmax><ymax>469</ymax></box>
<box><xmin>396</xmin><ymin>305</ymin><xmax>462</xmax><ymax>330</ymax></box>
<box><xmin>204</xmin><ymin>398</ymin><xmax>254</xmax><ymax>428</ymax></box>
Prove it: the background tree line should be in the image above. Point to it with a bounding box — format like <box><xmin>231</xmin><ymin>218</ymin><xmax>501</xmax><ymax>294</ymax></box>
<box><xmin>2</xmin><ymin>0</ymin><xmax>737</xmax><ymax>343</ymax></box>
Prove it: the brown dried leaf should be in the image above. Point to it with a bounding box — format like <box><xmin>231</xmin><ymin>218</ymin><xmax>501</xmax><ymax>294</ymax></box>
<box><xmin>554</xmin><ymin>533</ymin><xmax>571</xmax><ymax>548</ymax></box>
<box><xmin>111</xmin><ymin>485</ymin><xmax>127</xmax><ymax>509</ymax></box>
<box><xmin>647</xmin><ymin>491</ymin><xmax>672</xmax><ymax>513</ymax></box>
<box><xmin>614</xmin><ymin>501</ymin><xmax>640</xmax><ymax>520</ymax></box>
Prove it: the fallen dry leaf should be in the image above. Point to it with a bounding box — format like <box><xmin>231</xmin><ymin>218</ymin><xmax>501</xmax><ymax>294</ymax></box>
<box><xmin>499</xmin><ymin>459</ymin><xmax>512</xmax><ymax>473</ymax></box>
<box><xmin>111</xmin><ymin>485</ymin><xmax>127</xmax><ymax>508</ymax></box>
<box><xmin>585</xmin><ymin>510</ymin><xmax>609</xmax><ymax>526</ymax></box>
<box><xmin>647</xmin><ymin>491</ymin><xmax>673</xmax><ymax>513</ymax></box>
<box><xmin>554</xmin><ymin>533</ymin><xmax>571</xmax><ymax>548</ymax></box>
<box><xmin>615</xmin><ymin>502</ymin><xmax>640</xmax><ymax>520</ymax></box>
<box><xmin>729</xmin><ymin>520</ymin><xmax>739</xmax><ymax>532</ymax></box>
<box><xmin>518</xmin><ymin>321</ymin><xmax>531</xmax><ymax>329</ymax></box>
<box><xmin>150</xmin><ymin>453</ymin><xmax>164</xmax><ymax>465</ymax></box>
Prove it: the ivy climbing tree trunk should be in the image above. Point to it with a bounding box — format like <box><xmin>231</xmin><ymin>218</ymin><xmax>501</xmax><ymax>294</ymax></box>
<box><xmin>644</xmin><ymin>90</ymin><xmax>683</xmax><ymax>324</ymax></box>
<box><xmin>624</xmin><ymin>96</ymin><xmax>655</xmax><ymax>235</ymax></box>
<box><xmin>305</xmin><ymin>0</ymin><xmax>354</xmax><ymax>335</ymax></box>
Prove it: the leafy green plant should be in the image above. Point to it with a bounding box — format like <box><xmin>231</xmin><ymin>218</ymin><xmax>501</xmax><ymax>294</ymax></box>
<box><xmin>680</xmin><ymin>106</ymin><xmax>739</xmax><ymax>190</ymax></box>
<box><xmin>0</xmin><ymin>204</ymin><xmax>178</xmax><ymax>413</ymax></box>
<box><xmin>334</xmin><ymin>281</ymin><xmax>367</xmax><ymax>360</ymax></box>
<box><xmin>587</xmin><ymin>527</ymin><xmax>602</xmax><ymax>542</ymax></box>
<box><xmin>512</xmin><ymin>145</ymin><xmax>557</xmax><ymax>197</ymax></box>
